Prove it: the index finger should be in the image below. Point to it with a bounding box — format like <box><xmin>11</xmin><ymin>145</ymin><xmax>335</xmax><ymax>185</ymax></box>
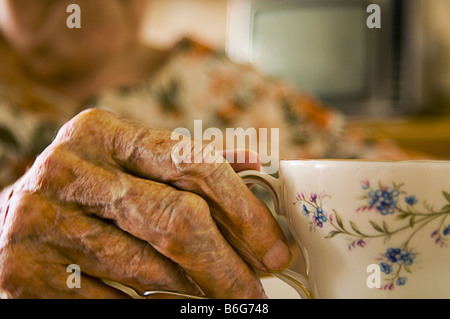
<box><xmin>61</xmin><ymin>109</ymin><xmax>291</xmax><ymax>272</ymax></box>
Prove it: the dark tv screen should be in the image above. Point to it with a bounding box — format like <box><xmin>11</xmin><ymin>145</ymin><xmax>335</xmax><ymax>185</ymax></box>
<box><xmin>251</xmin><ymin>4</ymin><xmax>369</xmax><ymax>101</ymax></box>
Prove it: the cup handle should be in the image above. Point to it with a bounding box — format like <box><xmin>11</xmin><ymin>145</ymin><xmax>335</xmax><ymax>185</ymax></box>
<box><xmin>238</xmin><ymin>170</ymin><xmax>312</xmax><ymax>299</ymax></box>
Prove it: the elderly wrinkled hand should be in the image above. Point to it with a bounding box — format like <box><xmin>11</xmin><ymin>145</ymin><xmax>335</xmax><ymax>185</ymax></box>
<box><xmin>0</xmin><ymin>109</ymin><xmax>291</xmax><ymax>299</ymax></box>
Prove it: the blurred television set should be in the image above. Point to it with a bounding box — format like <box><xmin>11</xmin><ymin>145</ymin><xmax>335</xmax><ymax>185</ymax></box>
<box><xmin>227</xmin><ymin>0</ymin><xmax>424</xmax><ymax>117</ymax></box>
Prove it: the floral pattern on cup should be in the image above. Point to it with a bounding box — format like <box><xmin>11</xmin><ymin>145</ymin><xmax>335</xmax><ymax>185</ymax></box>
<box><xmin>293</xmin><ymin>181</ymin><xmax>450</xmax><ymax>290</ymax></box>
<box><xmin>295</xmin><ymin>192</ymin><xmax>331</xmax><ymax>230</ymax></box>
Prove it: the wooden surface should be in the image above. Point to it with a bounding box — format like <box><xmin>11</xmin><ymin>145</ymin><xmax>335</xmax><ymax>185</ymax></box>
<box><xmin>347</xmin><ymin>116</ymin><xmax>450</xmax><ymax>160</ymax></box>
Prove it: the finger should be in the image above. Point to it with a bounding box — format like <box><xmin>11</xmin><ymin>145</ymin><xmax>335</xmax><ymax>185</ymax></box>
<box><xmin>1</xmin><ymin>237</ymin><xmax>130</xmax><ymax>299</ymax></box>
<box><xmin>12</xmin><ymin>263</ymin><xmax>131</xmax><ymax>299</ymax></box>
<box><xmin>54</xmin><ymin>109</ymin><xmax>291</xmax><ymax>272</ymax></box>
<box><xmin>218</xmin><ymin>149</ymin><xmax>261</xmax><ymax>190</ymax></box>
<box><xmin>218</xmin><ymin>149</ymin><xmax>262</xmax><ymax>172</ymax></box>
<box><xmin>31</xmin><ymin>150</ymin><xmax>266</xmax><ymax>298</ymax></box>
<box><xmin>13</xmin><ymin>191</ymin><xmax>201</xmax><ymax>298</ymax></box>
<box><xmin>113</xmin><ymin>114</ymin><xmax>291</xmax><ymax>272</ymax></box>
<box><xmin>54</xmin><ymin>271</ymin><xmax>134</xmax><ymax>299</ymax></box>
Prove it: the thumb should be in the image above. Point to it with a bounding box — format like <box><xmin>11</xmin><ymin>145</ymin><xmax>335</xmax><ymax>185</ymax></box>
<box><xmin>218</xmin><ymin>149</ymin><xmax>262</xmax><ymax>173</ymax></box>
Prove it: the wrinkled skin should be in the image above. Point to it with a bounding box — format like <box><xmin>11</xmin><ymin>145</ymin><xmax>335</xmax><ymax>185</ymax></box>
<box><xmin>0</xmin><ymin>109</ymin><xmax>291</xmax><ymax>299</ymax></box>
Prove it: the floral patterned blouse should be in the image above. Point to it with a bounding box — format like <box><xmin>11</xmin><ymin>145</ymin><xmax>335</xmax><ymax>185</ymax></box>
<box><xmin>0</xmin><ymin>38</ymin><xmax>385</xmax><ymax>189</ymax></box>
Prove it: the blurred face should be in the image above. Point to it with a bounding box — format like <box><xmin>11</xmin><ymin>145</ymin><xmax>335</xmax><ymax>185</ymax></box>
<box><xmin>0</xmin><ymin>0</ymin><xmax>147</xmax><ymax>81</ymax></box>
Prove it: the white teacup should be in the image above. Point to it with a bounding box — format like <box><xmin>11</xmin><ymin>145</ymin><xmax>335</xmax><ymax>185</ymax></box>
<box><xmin>239</xmin><ymin>160</ymin><xmax>450</xmax><ymax>299</ymax></box>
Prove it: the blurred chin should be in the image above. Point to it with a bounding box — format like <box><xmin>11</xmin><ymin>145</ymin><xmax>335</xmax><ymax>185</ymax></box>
<box><xmin>2</xmin><ymin>0</ymin><xmax>143</xmax><ymax>81</ymax></box>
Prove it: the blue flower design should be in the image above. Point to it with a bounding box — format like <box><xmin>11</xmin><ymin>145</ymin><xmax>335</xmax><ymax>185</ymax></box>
<box><xmin>385</xmin><ymin>248</ymin><xmax>415</xmax><ymax>266</ymax></box>
<box><xmin>380</xmin><ymin>262</ymin><xmax>392</xmax><ymax>274</ymax></box>
<box><xmin>444</xmin><ymin>225</ymin><xmax>450</xmax><ymax>236</ymax></box>
<box><xmin>368</xmin><ymin>187</ymin><xmax>399</xmax><ymax>215</ymax></box>
<box><xmin>312</xmin><ymin>207</ymin><xmax>327</xmax><ymax>228</ymax></box>
<box><xmin>396</xmin><ymin>277</ymin><xmax>407</xmax><ymax>286</ymax></box>
<box><xmin>405</xmin><ymin>195</ymin><xmax>418</xmax><ymax>206</ymax></box>
<box><xmin>302</xmin><ymin>204</ymin><xmax>309</xmax><ymax>216</ymax></box>
<box><xmin>381</xmin><ymin>248</ymin><xmax>415</xmax><ymax>289</ymax></box>
<box><xmin>368</xmin><ymin>190</ymin><xmax>382</xmax><ymax>205</ymax></box>
<box><xmin>385</xmin><ymin>248</ymin><xmax>402</xmax><ymax>263</ymax></box>
<box><xmin>397</xmin><ymin>250</ymin><xmax>416</xmax><ymax>266</ymax></box>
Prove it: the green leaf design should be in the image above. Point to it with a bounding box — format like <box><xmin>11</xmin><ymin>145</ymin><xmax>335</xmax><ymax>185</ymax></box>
<box><xmin>396</xmin><ymin>213</ymin><xmax>410</xmax><ymax>220</ymax></box>
<box><xmin>444</xmin><ymin>191</ymin><xmax>450</xmax><ymax>203</ymax></box>
<box><xmin>333</xmin><ymin>210</ymin><xmax>345</xmax><ymax>230</ymax></box>
<box><xmin>325</xmin><ymin>231</ymin><xmax>343</xmax><ymax>238</ymax></box>
<box><xmin>382</xmin><ymin>221</ymin><xmax>390</xmax><ymax>233</ymax></box>
<box><xmin>409</xmin><ymin>216</ymin><xmax>416</xmax><ymax>228</ymax></box>
<box><xmin>350</xmin><ymin>221</ymin><xmax>363</xmax><ymax>235</ymax></box>
<box><xmin>297</xmin><ymin>185</ymin><xmax>450</xmax><ymax>291</ymax></box>
<box><xmin>369</xmin><ymin>221</ymin><xmax>384</xmax><ymax>233</ymax></box>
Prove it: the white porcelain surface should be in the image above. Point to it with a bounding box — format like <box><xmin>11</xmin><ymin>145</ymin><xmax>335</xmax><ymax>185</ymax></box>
<box><xmin>261</xmin><ymin>277</ymin><xmax>299</xmax><ymax>299</ymax></box>
<box><xmin>245</xmin><ymin>160</ymin><xmax>450</xmax><ymax>298</ymax></box>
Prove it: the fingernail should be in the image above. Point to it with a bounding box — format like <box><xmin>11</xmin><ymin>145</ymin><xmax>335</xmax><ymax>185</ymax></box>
<box><xmin>261</xmin><ymin>240</ymin><xmax>292</xmax><ymax>271</ymax></box>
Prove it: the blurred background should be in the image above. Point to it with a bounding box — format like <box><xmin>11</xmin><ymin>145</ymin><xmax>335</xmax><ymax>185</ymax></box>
<box><xmin>140</xmin><ymin>0</ymin><xmax>450</xmax><ymax>159</ymax></box>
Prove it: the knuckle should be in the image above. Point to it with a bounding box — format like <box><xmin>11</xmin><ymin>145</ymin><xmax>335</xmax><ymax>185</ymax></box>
<box><xmin>154</xmin><ymin>191</ymin><xmax>211</xmax><ymax>256</ymax></box>
<box><xmin>179</xmin><ymin>192</ymin><xmax>210</xmax><ymax>222</ymax></box>
<box><xmin>171</xmin><ymin>143</ymin><xmax>228</xmax><ymax>192</ymax></box>
<box><xmin>172</xmin><ymin>139</ymin><xmax>225</xmax><ymax>174</ymax></box>
<box><xmin>29</xmin><ymin>145</ymin><xmax>67</xmax><ymax>191</ymax></box>
<box><xmin>10</xmin><ymin>191</ymin><xmax>36</xmax><ymax>213</ymax></box>
<box><xmin>54</xmin><ymin>108</ymin><xmax>112</xmax><ymax>145</ymax></box>
<box><xmin>69</xmin><ymin>108</ymin><xmax>108</xmax><ymax>128</ymax></box>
